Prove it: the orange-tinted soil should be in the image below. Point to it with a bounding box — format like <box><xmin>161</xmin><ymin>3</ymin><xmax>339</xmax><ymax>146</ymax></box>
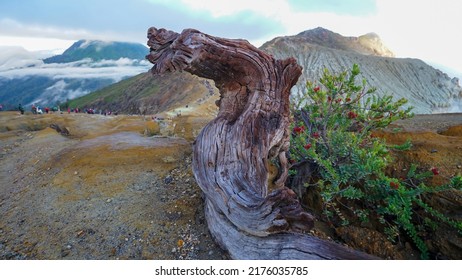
<box><xmin>0</xmin><ymin>111</ymin><xmax>225</xmax><ymax>259</ymax></box>
<box><xmin>0</xmin><ymin>111</ymin><xmax>460</xmax><ymax>259</ymax></box>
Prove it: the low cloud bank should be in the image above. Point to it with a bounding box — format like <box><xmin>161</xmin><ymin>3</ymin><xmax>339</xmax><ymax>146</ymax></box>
<box><xmin>29</xmin><ymin>80</ymin><xmax>90</xmax><ymax>106</ymax></box>
<box><xmin>0</xmin><ymin>47</ymin><xmax>151</xmax><ymax>108</ymax></box>
<box><xmin>0</xmin><ymin>47</ymin><xmax>151</xmax><ymax>82</ymax></box>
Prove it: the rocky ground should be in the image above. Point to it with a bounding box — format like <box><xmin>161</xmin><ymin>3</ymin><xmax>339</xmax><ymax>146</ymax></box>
<box><xmin>0</xmin><ymin>111</ymin><xmax>461</xmax><ymax>259</ymax></box>
<box><xmin>0</xmin><ymin>111</ymin><xmax>226</xmax><ymax>259</ymax></box>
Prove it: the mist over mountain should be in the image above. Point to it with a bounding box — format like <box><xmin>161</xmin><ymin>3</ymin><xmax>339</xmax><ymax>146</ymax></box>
<box><xmin>0</xmin><ymin>40</ymin><xmax>150</xmax><ymax>110</ymax></box>
<box><xmin>0</xmin><ymin>76</ymin><xmax>115</xmax><ymax>108</ymax></box>
<box><xmin>0</xmin><ymin>46</ymin><xmax>45</xmax><ymax>71</ymax></box>
<box><xmin>43</xmin><ymin>40</ymin><xmax>148</xmax><ymax>64</ymax></box>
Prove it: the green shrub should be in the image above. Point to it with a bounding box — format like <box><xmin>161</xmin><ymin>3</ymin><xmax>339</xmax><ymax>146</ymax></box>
<box><xmin>288</xmin><ymin>64</ymin><xmax>462</xmax><ymax>259</ymax></box>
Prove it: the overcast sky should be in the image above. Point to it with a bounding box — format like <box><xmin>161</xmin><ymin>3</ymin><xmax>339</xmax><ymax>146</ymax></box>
<box><xmin>0</xmin><ymin>0</ymin><xmax>461</xmax><ymax>77</ymax></box>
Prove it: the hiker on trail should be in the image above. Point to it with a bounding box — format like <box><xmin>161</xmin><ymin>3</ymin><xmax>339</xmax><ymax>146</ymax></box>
<box><xmin>18</xmin><ymin>104</ymin><xmax>24</xmax><ymax>114</ymax></box>
<box><xmin>32</xmin><ymin>104</ymin><xmax>36</xmax><ymax>114</ymax></box>
<box><xmin>0</xmin><ymin>104</ymin><xmax>3</xmax><ymax>111</ymax></box>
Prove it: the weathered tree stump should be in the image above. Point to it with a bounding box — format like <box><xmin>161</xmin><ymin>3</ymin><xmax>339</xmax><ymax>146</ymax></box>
<box><xmin>146</xmin><ymin>27</ymin><xmax>376</xmax><ymax>259</ymax></box>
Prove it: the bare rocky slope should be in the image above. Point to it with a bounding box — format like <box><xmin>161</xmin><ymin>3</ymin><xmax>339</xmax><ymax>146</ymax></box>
<box><xmin>260</xmin><ymin>27</ymin><xmax>462</xmax><ymax>114</ymax></box>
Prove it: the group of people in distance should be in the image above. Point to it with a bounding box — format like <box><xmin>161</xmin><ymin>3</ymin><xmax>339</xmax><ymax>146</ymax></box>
<box><xmin>15</xmin><ymin>103</ymin><xmax>117</xmax><ymax>116</ymax></box>
<box><xmin>30</xmin><ymin>104</ymin><xmax>59</xmax><ymax>114</ymax></box>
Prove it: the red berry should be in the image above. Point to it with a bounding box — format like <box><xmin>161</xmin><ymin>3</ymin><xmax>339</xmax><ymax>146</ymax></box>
<box><xmin>312</xmin><ymin>132</ymin><xmax>320</xmax><ymax>139</ymax></box>
<box><xmin>431</xmin><ymin>167</ymin><xmax>439</xmax><ymax>175</ymax></box>
<box><xmin>390</xmin><ymin>181</ymin><xmax>399</xmax><ymax>190</ymax></box>
<box><xmin>347</xmin><ymin>111</ymin><xmax>357</xmax><ymax>119</ymax></box>
<box><xmin>313</xmin><ymin>86</ymin><xmax>320</xmax><ymax>92</ymax></box>
<box><xmin>304</xmin><ymin>143</ymin><xmax>312</xmax><ymax>150</ymax></box>
<box><xmin>293</xmin><ymin>126</ymin><xmax>305</xmax><ymax>134</ymax></box>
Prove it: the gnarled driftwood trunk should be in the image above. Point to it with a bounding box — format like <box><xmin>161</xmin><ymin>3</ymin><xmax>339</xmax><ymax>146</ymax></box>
<box><xmin>146</xmin><ymin>27</ymin><xmax>376</xmax><ymax>259</ymax></box>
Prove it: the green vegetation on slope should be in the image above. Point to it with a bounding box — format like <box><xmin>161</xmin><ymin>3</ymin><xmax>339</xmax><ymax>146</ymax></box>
<box><xmin>67</xmin><ymin>73</ymin><xmax>157</xmax><ymax>109</ymax></box>
<box><xmin>66</xmin><ymin>71</ymin><xmax>217</xmax><ymax>115</ymax></box>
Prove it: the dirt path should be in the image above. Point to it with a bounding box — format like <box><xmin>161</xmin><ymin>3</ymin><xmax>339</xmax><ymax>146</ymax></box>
<box><xmin>0</xmin><ymin>112</ymin><xmax>226</xmax><ymax>259</ymax></box>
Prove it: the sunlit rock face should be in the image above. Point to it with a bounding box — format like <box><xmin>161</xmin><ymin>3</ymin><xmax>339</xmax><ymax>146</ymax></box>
<box><xmin>260</xmin><ymin>27</ymin><xmax>462</xmax><ymax>114</ymax></box>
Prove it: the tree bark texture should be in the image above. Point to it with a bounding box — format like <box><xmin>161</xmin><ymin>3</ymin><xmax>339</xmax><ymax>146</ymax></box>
<box><xmin>146</xmin><ymin>27</ymin><xmax>376</xmax><ymax>259</ymax></box>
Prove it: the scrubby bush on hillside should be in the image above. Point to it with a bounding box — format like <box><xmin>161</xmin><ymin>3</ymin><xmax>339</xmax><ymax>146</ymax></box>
<box><xmin>288</xmin><ymin>64</ymin><xmax>462</xmax><ymax>259</ymax></box>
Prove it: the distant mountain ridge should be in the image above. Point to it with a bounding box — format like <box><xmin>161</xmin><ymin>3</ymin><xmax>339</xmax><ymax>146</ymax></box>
<box><xmin>0</xmin><ymin>40</ymin><xmax>150</xmax><ymax>110</ymax></box>
<box><xmin>43</xmin><ymin>40</ymin><xmax>148</xmax><ymax>64</ymax></box>
<box><xmin>5</xmin><ymin>28</ymin><xmax>461</xmax><ymax>114</ymax></box>
<box><xmin>68</xmin><ymin>27</ymin><xmax>461</xmax><ymax>115</ymax></box>
<box><xmin>260</xmin><ymin>27</ymin><xmax>462</xmax><ymax>114</ymax></box>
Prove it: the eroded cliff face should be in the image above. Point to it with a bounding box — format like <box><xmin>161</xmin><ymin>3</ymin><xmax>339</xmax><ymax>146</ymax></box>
<box><xmin>261</xmin><ymin>28</ymin><xmax>462</xmax><ymax>114</ymax></box>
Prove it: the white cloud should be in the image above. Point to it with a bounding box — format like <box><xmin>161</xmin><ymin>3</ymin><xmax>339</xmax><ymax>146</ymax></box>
<box><xmin>0</xmin><ymin>18</ymin><xmax>94</xmax><ymax>41</ymax></box>
<box><xmin>0</xmin><ymin>56</ymin><xmax>151</xmax><ymax>81</ymax></box>
<box><xmin>180</xmin><ymin>0</ymin><xmax>290</xmax><ymax>17</ymax></box>
<box><xmin>0</xmin><ymin>55</ymin><xmax>151</xmax><ymax>106</ymax></box>
<box><xmin>242</xmin><ymin>0</ymin><xmax>462</xmax><ymax>77</ymax></box>
<box><xmin>31</xmin><ymin>80</ymin><xmax>90</xmax><ymax>105</ymax></box>
<box><xmin>0</xmin><ymin>46</ymin><xmax>45</xmax><ymax>71</ymax></box>
<box><xmin>0</xmin><ymin>18</ymin><xmax>126</xmax><ymax>52</ymax></box>
<box><xmin>0</xmin><ymin>35</ymin><xmax>75</xmax><ymax>54</ymax></box>
<box><xmin>1</xmin><ymin>0</ymin><xmax>461</xmax><ymax>79</ymax></box>
<box><xmin>79</xmin><ymin>40</ymin><xmax>113</xmax><ymax>51</ymax></box>
<box><xmin>373</xmin><ymin>0</ymin><xmax>462</xmax><ymax>74</ymax></box>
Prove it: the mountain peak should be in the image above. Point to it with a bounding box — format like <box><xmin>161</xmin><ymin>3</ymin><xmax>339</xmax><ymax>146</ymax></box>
<box><xmin>259</xmin><ymin>28</ymin><xmax>461</xmax><ymax>114</ymax></box>
<box><xmin>291</xmin><ymin>27</ymin><xmax>394</xmax><ymax>57</ymax></box>
<box><xmin>43</xmin><ymin>40</ymin><xmax>148</xmax><ymax>64</ymax></box>
<box><xmin>297</xmin><ymin>27</ymin><xmax>339</xmax><ymax>37</ymax></box>
<box><xmin>360</xmin><ymin>32</ymin><xmax>380</xmax><ymax>39</ymax></box>
<box><xmin>73</xmin><ymin>40</ymin><xmax>111</xmax><ymax>51</ymax></box>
